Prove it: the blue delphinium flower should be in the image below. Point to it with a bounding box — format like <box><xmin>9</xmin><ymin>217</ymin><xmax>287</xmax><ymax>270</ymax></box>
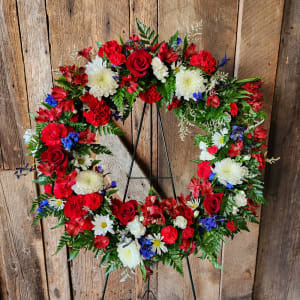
<box><xmin>177</xmin><ymin>37</ymin><xmax>182</xmax><ymax>45</ymax></box>
<box><xmin>225</xmin><ymin>183</ymin><xmax>234</xmax><ymax>189</ymax></box>
<box><xmin>61</xmin><ymin>132</ymin><xmax>79</xmax><ymax>150</ymax></box>
<box><xmin>139</xmin><ymin>237</ymin><xmax>155</xmax><ymax>259</ymax></box>
<box><xmin>37</xmin><ymin>199</ymin><xmax>49</xmax><ymax>213</ymax></box>
<box><xmin>230</xmin><ymin>125</ymin><xmax>246</xmax><ymax>141</ymax></box>
<box><xmin>45</xmin><ymin>94</ymin><xmax>57</xmax><ymax>107</ymax></box>
<box><xmin>209</xmin><ymin>172</ymin><xmax>216</xmax><ymax>181</ymax></box>
<box><xmin>110</xmin><ymin>181</ymin><xmax>117</xmax><ymax>188</ymax></box>
<box><xmin>217</xmin><ymin>54</ymin><xmax>230</xmax><ymax>68</ymax></box>
<box><xmin>199</xmin><ymin>215</ymin><xmax>226</xmax><ymax>231</ymax></box>
<box><xmin>193</xmin><ymin>92</ymin><xmax>203</xmax><ymax>104</ymax></box>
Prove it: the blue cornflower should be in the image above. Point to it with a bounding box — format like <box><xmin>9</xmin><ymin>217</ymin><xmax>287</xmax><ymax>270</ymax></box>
<box><xmin>110</xmin><ymin>181</ymin><xmax>117</xmax><ymax>188</ymax></box>
<box><xmin>177</xmin><ymin>37</ymin><xmax>182</xmax><ymax>45</ymax></box>
<box><xmin>199</xmin><ymin>215</ymin><xmax>226</xmax><ymax>231</ymax></box>
<box><xmin>97</xmin><ymin>166</ymin><xmax>103</xmax><ymax>173</ymax></box>
<box><xmin>37</xmin><ymin>199</ymin><xmax>49</xmax><ymax>213</ymax></box>
<box><xmin>225</xmin><ymin>183</ymin><xmax>234</xmax><ymax>189</ymax></box>
<box><xmin>209</xmin><ymin>172</ymin><xmax>216</xmax><ymax>181</ymax></box>
<box><xmin>230</xmin><ymin>125</ymin><xmax>246</xmax><ymax>141</ymax></box>
<box><xmin>139</xmin><ymin>237</ymin><xmax>155</xmax><ymax>259</ymax></box>
<box><xmin>217</xmin><ymin>54</ymin><xmax>230</xmax><ymax>68</ymax></box>
<box><xmin>61</xmin><ymin>132</ymin><xmax>79</xmax><ymax>150</ymax></box>
<box><xmin>45</xmin><ymin>94</ymin><xmax>57</xmax><ymax>107</ymax></box>
<box><xmin>193</xmin><ymin>92</ymin><xmax>203</xmax><ymax>103</ymax></box>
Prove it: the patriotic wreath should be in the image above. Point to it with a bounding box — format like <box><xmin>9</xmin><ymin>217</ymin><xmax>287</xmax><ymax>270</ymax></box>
<box><xmin>23</xmin><ymin>20</ymin><xmax>269</xmax><ymax>280</ymax></box>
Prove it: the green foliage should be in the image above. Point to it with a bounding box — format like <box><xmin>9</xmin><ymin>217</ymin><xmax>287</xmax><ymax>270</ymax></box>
<box><xmin>30</xmin><ymin>193</ymin><xmax>53</xmax><ymax>213</ymax></box>
<box><xmin>111</xmin><ymin>87</ymin><xmax>125</xmax><ymax>114</ymax></box>
<box><xmin>33</xmin><ymin>175</ymin><xmax>53</xmax><ymax>186</ymax></box>
<box><xmin>32</xmin><ymin>205</ymin><xmax>54</xmax><ymax>225</ymax></box>
<box><xmin>90</xmin><ymin>144</ymin><xmax>112</xmax><ymax>155</ymax></box>
<box><xmin>98</xmin><ymin>121</ymin><xmax>125</xmax><ymax>136</ymax></box>
<box><xmin>136</xmin><ymin>18</ymin><xmax>159</xmax><ymax>46</ymax></box>
<box><xmin>168</xmin><ymin>31</ymin><xmax>179</xmax><ymax>49</ymax></box>
<box><xmin>162</xmin><ymin>247</ymin><xmax>184</xmax><ymax>276</ymax></box>
<box><xmin>55</xmin><ymin>231</ymin><xmax>72</xmax><ymax>254</ymax></box>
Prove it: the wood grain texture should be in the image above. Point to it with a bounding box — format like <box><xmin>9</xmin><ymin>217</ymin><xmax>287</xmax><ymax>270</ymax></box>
<box><xmin>0</xmin><ymin>171</ymin><xmax>48</xmax><ymax>300</ymax></box>
<box><xmin>253</xmin><ymin>0</ymin><xmax>300</xmax><ymax>298</ymax></box>
<box><xmin>16</xmin><ymin>1</ymin><xmax>72</xmax><ymax>299</ymax></box>
<box><xmin>0</xmin><ymin>0</ymin><xmax>31</xmax><ymax>169</ymax></box>
<box><xmin>157</xmin><ymin>1</ymin><xmax>238</xmax><ymax>299</ymax></box>
<box><xmin>221</xmin><ymin>1</ymin><xmax>285</xmax><ymax>299</ymax></box>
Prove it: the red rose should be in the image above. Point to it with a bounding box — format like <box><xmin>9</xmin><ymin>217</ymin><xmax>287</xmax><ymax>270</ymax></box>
<box><xmin>139</xmin><ymin>85</ymin><xmax>162</xmax><ymax>104</ymax></box>
<box><xmin>230</xmin><ymin>102</ymin><xmax>238</xmax><ymax>116</ymax></box>
<box><xmin>161</xmin><ymin>226</ymin><xmax>178</xmax><ymax>244</ymax></box>
<box><xmin>158</xmin><ymin>43</ymin><xmax>178</xmax><ymax>63</ymax></box>
<box><xmin>197</xmin><ymin>161</ymin><xmax>212</xmax><ymax>180</ymax></box>
<box><xmin>207</xmin><ymin>145</ymin><xmax>218</xmax><ymax>154</ymax></box>
<box><xmin>167</xmin><ymin>98</ymin><xmax>180</xmax><ymax>110</ymax></box>
<box><xmin>79</xmin><ymin>129</ymin><xmax>96</xmax><ymax>144</ymax></box>
<box><xmin>182</xmin><ymin>226</ymin><xmax>194</xmax><ymax>240</ymax></box>
<box><xmin>84</xmin><ymin>193</ymin><xmax>103</xmax><ymax>210</ymax></box>
<box><xmin>184</xmin><ymin>43</ymin><xmax>197</xmax><ymax>58</ymax></box>
<box><xmin>190</xmin><ymin>50</ymin><xmax>216</xmax><ymax>74</ymax></box>
<box><xmin>206</xmin><ymin>94</ymin><xmax>220</xmax><ymax>108</ymax></box>
<box><xmin>64</xmin><ymin>195</ymin><xmax>87</xmax><ymax>219</ymax></box>
<box><xmin>228</xmin><ymin>140</ymin><xmax>243</xmax><ymax>157</ymax></box>
<box><xmin>126</xmin><ymin>49</ymin><xmax>152</xmax><ymax>77</ymax></box>
<box><xmin>65</xmin><ymin>217</ymin><xmax>93</xmax><ymax>236</ymax></box>
<box><xmin>83</xmin><ymin>99</ymin><xmax>111</xmax><ymax>126</ymax></box>
<box><xmin>94</xmin><ymin>235</ymin><xmax>110</xmax><ymax>250</ymax></box>
<box><xmin>203</xmin><ymin>193</ymin><xmax>223</xmax><ymax>215</ymax></box>
<box><xmin>251</xmin><ymin>153</ymin><xmax>266</xmax><ymax>170</ymax></box>
<box><xmin>35</xmin><ymin>107</ymin><xmax>62</xmax><ymax>123</ymax></box>
<box><xmin>78</xmin><ymin>46</ymin><xmax>93</xmax><ymax>61</ymax></box>
<box><xmin>41</xmin><ymin>123</ymin><xmax>68</xmax><ymax>146</ymax></box>
<box><xmin>254</xmin><ymin>125</ymin><xmax>267</xmax><ymax>142</ymax></box>
<box><xmin>226</xmin><ymin>220</ymin><xmax>237</xmax><ymax>232</ymax></box>
<box><xmin>52</xmin><ymin>87</ymin><xmax>67</xmax><ymax>102</ymax></box>
<box><xmin>111</xmin><ymin>199</ymin><xmax>138</xmax><ymax>225</ymax></box>
<box><xmin>54</xmin><ymin>171</ymin><xmax>77</xmax><ymax>199</ymax></box>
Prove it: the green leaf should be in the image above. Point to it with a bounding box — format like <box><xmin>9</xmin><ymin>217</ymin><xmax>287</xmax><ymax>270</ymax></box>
<box><xmin>55</xmin><ymin>231</ymin><xmax>72</xmax><ymax>254</ymax></box>
<box><xmin>98</xmin><ymin>122</ymin><xmax>125</xmax><ymax>136</ymax></box>
<box><xmin>33</xmin><ymin>176</ymin><xmax>53</xmax><ymax>186</ymax></box>
<box><xmin>90</xmin><ymin>144</ymin><xmax>112</xmax><ymax>155</ymax></box>
<box><xmin>68</xmin><ymin>249</ymin><xmax>80</xmax><ymax>261</ymax></box>
<box><xmin>168</xmin><ymin>31</ymin><xmax>179</xmax><ymax>49</ymax></box>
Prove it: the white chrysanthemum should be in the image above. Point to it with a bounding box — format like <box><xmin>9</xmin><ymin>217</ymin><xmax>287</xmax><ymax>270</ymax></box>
<box><xmin>71</xmin><ymin>153</ymin><xmax>93</xmax><ymax>170</ymax></box>
<box><xmin>23</xmin><ymin>129</ymin><xmax>35</xmax><ymax>144</ymax></box>
<box><xmin>49</xmin><ymin>198</ymin><xmax>65</xmax><ymax>210</ymax></box>
<box><xmin>72</xmin><ymin>170</ymin><xmax>104</xmax><ymax>195</ymax></box>
<box><xmin>117</xmin><ymin>239</ymin><xmax>141</xmax><ymax>269</ymax></box>
<box><xmin>214</xmin><ymin>158</ymin><xmax>248</xmax><ymax>186</ymax></box>
<box><xmin>234</xmin><ymin>191</ymin><xmax>247</xmax><ymax>207</ymax></box>
<box><xmin>151</xmin><ymin>57</ymin><xmax>168</xmax><ymax>83</ymax></box>
<box><xmin>148</xmin><ymin>233</ymin><xmax>168</xmax><ymax>256</ymax></box>
<box><xmin>199</xmin><ymin>141</ymin><xmax>215</xmax><ymax>161</ymax></box>
<box><xmin>92</xmin><ymin>214</ymin><xmax>114</xmax><ymax>236</ymax></box>
<box><xmin>175</xmin><ymin>69</ymin><xmax>207</xmax><ymax>100</ymax></box>
<box><xmin>187</xmin><ymin>198</ymin><xmax>200</xmax><ymax>210</ymax></box>
<box><xmin>174</xmin><ymin>216</ymin><xmax>187</xmax><ymax>229</ymax></box>
<box><xmin>85</xmin><ymin>56</ymin><xmax>118</xmax><ymax>98</ymax></box>
<box><xmin>212</xmin><ymin>128</ymin><xmax>228</xmax><ymax>149</ymax></box>
<box><xmin>127</xmin><ymin>216</ymin><xmax>146</xmax><ymax>238</ymax></box>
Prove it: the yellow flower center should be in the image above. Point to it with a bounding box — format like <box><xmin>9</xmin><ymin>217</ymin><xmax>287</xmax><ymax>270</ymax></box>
<box><xmin>101</xmin><ymin>222</ymin><xmax>107</xmax><ymax>229</ymax></box>
<box><xmin>184</xmin><ymin>78</ymin><xmax>192</xmax><ymax>87</ymax></box>
<box><xmin>78</xmin><ymin>158</ymin><xmax>85</xmax><ymax>165</ymax></box>
<box><xmin>56</xmin><ymin>200</ymin><xmax>62</xmax><ymax>206</ymax></box>
<box><xmin>154</xmin><ymin>239</ymin><xmax>161</xmax><ymax>247</ymax></box>
<box><xmin>219</xmin><ymin>136</ymin><xmax>224</xmax><ymax>144</ymax></box>
<box><xmin>191</xmin><ymin>203</ymin><xmax>198</xmax><ymax>209</ymax></box>
<box><xmin>175</xmin><ymin>67</ymin><xmax>180</xmax><ymax>73</ymax></box>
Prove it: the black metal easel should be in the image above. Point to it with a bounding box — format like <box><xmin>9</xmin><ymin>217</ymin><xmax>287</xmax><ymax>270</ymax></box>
<box><xmin>100</xmin><ymin>102</ymin><xmax>196</xmax><ymax>300</ymax></box>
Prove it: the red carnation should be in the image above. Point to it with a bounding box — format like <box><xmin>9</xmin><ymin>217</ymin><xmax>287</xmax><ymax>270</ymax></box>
<box><xmin>167</xmin><ymin>98</ymin><xmax>180</xmax><ymax>110</ymax></box>
<box><xmin>251</xmin><ymin>153</ymin><xmax>266</xmax><ymax>170</ymax></box>
<box><xmin>126</xmin><ymin>49</ymin><xmax>152</xmax><ymax>77</ymax></box>
<box><xmin>158</xmin><ymin>43</ymin><xmax>178</xmax><ymax>63</ymax></box>
<box><xmin>111</xmin><ymin>199</ymin><xmax>138</xmax><ymax>225</ymax></box>
<box><xmin>207</xmin><ymin>145</ymin><xmax>218</xmax><ymax>154</ymax></box>
<box><xmin>228</xmin><ymin>140</ymin><xmax>243</xmax><ymax>157</ymax></box>
<box><xmin>35</xmin><ymin>107</ymin><xmax>62</xmax><ymax>123</ymax></box>
<box><xmin>79</xmin><ymin>129</ymin><xmax>95</xmax><ymax>144</ymax></box>
<box><xmin>230</xmin><ymin>102</ymin><xmax>238</xmax><ymax>116</ymax></box>
<box><xmin>78</xmin><ymin>46</ymin><xmax>93</xmax><ymax>61</ymax></box>
<box><xmin>94</xmin><ymin>235</ymin><xmax>110</xmax><ymax>250</ymax></box>
<box><xmin>64</xmin><ymin>195</ymin><xmax>87</xmax><ymax>219</ymax></box>
<box><xmin>203</xmin><ymin>193</ymin><xmax>223</xmax><ymax>215</ymax></box>
<box><xmin>182</xmin><ymin>226</ymin><xmax>194</xmax><ymax>240</ymax></box>
<box><xmin>190</xmin><ymin>50</ymin><xmax>216</xmax><ymax>74</ymax></box>
<box><xmin>83</xmin><ymin>98</ymin><xmax>111</xmax><ymax>126</ymax></box>
<box><xmin>84</xmin><ymin>193</ymin><xmax>103</xmax><ymax>210</ymax></box>
<box><xmin>197</xmin><ymin>161</ymin><xmax>212</xmax><ymax>180</ymax></box>
<box><xmin>44</xmin><ymin>184</ymin><xmax>53</xmax><ymax>195</ymax></box>
<box><xmin>41</xmin><ymin>123</ymin><xmax>68</xmax><ymax>146</ymax></box>
<box><xmin>184</xmin><ymin>43</ymin><xmax>197</xmax><ymax>59</ymax></box>
<box><xmin>206</xmin><ymin>94</ymin><xmax>220</xmax><ymax>108</ymax></box>
<box><xmin>98</xmin><ymin>40</ymin><xmax>122</xmax><ymax>57</ymax></box>
<box><xmin>161</xmin><ymin>226</ymin><xmax>178</xmax><ymax>244</ymax></box>
<box><xmin>54</xmin><ymin>171</ymin><xmax>77</xmax><ymax>199</ymax></box>
<box><xmin>139</xmin><ymin>85</ymin><xmax>162</xmax><ymax>104</ymax></box>
<box><xmin>52</xmin><ymin>87</ymin><xmax>67</xmax><ymax>102</ymax></box>
<box><xmin>226</xmin><ymin>220</ymin><xmax>237</xmax><ymax>232</ymax></box>
<box><xmin>120</xmin><ymin>74</ymin><xmax>138</xmax><ymax>93</ymax></box>
<box><xmin>254</xmin><ymin>125</ymin><xmax>267</xmax><ymax>142</ymax></box>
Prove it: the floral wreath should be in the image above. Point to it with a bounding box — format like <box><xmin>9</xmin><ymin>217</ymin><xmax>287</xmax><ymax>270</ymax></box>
<box><xmin>22</xmin><ymin>19</ymin><xmax>270</xmax><ymax>280</ymax></box>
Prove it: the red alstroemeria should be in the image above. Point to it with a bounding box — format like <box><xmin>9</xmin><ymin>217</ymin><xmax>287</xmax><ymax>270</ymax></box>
<box><xmin>167</xmin><ymin>98</ymin><xmax>180</xmax><ymax>110</ymax></box>
<box><xmin>230</xmin><ymin>102</ymin><xmax>238</xmax><ymax>116</ymax></box>
<box><xmin>54</xmin><ymin>170</ymin><xmax>77</xmax><ymax>199</ymax></box>
<box><xmin>226</xmin><ymin>220</ymin><xmax>237</xmax><ymax>232</ymax></box>
<box><xmin>78</xmin><ymin>46</ymin><xmax>93</xmax><ymax>61</ymax></box>
<box><xmin>44</xmin><ymin>184</ymin><xmax>53</xmax><ymax>195</ymax></box>
<box><xmin>158</xmin><ymin>43</ymin><xmax>178</xmax><ymax>63</ymax></box>
<box><xmin>242</xmin><ymin>81</ymin><xmax>264</xmax><ymax>112</ymax></box>
<box><xmin>78</xmin><ymin>129</ymin><xmax>96</xmax><ymax>144</ymax></box>
<box><xmin>65</xmin><ymin>217</ymin><xmax>93</xmax><ymax>236</ymax></box>
<box><xmin>176</xmin><ymin>205</ymin><xmax>194</xmax><ymax>225</ymax></box>
<box><xmin>73</xmin><ymin>72</ymin><xmax>88</xmax><ymax>86</ymax></box>
<box><xmin>38</xmin><ymin>162</ymin><xmax>54</xmax><ymax>177</ymax></box>
<box><xmin>251</xmin><ymin>153</ymin><xmax>266</xmax><ymax>170</ymax></box>
<box><xmin>52</xmin><ymin>87</ymin><xmax>68</xmax><ymax>102</ymax></box>
<box><xmin>206</xmin><ymin>94</ymin><xmax>220</xmax><ymax>108</ymax></box>
<box><xmin>184</xmin><ymin>43</ymin><xmax>197</xmax><ymax>59</ymax></box>
<box><xmin>35</xmin><ymin>107</ymin><xmax>62</xmax><ymax>123</ymax></box>
<box><xmin>188</xmin><ymin>178</ymin><xmax>201</xmax><ymax>198</ymax></box>
<box><xmin>177</xmin><ymin>193</ymin><xmax>191</xmax><ymax>205</ymax></box>
<box><xmin>228</xmin><ymin>140</ymin><xmax>243</xmax><ymax>157</ymax></box>
<box><xmin>245</xmin><ymin>199</ymin><xmax>259</xmax><ymax>216</ymax></box>
<box><xmin>57</xmin><ymin>100</ymin><xmax>75</xmax><ymax>112</ymax></box>
<box><xmin>199</xmin><ymin>180</ymin><xmax>214</xmax><ymax>197</ymax></box>
<box><xmin>141</xmin><ymin>195</ymin><xmax>165</xmax><ymax>226</ymax></box>
<box><xmin>59</xmin><ymin>65</ymin><xmax>76</xmax><ymax>83</ymax></box>
<box><xmin>254</xmin><ymin>125</ymin><xmax>267</xmax><ymax>142</ymax></box>
<box><xmin>120</xmin><ymin>74</ymin><xmax>138</xmax><ymax>93</ymax></box>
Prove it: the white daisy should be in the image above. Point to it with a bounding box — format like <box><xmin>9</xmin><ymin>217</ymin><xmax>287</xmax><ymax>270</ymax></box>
<box><xmin>71</xmin><ymin>153</ymin><xmax>93</xmax><ymax>170</ymax></box>
<box><xmin>233</xmin><ymin>191</ymin><xmax>247</xmax><ymax>207</ymax></box>
<box><xmin>92</xmin><ymin>214</ymin><xmax>114</xmax><ymax>236</ymax></box>
<box><xmin>199</xmin><ymin>141</ymin><xmax>215</xmax><ymax>161</ymax></box>
<box><xmin>187</xmin><ymin>198</ymin><xmax>200</xmax><ymax>210</ymax></box>
<box><xmin>49</xmin><ymin>198</ymin><xmax>65</xmax><ymax>210</ymax></box>
<box><xmin>214</xmin><ymin>158</ymin><xmax>248</xmax><ymax>186</ymax></box>
<box><xmin>148</xmin><ymin>233</ymin><xmax>168</xmax><ymax>256</ymax></box>
<box><xmin>151</xmin><ymin>57</ymin><xmax>168</xmax><ymax>83</ymax></box>
<box><xmin>212</xmin><ymin>128</ymin><xmax>228</xmax><ymax>149</ymax></box>
<box><xmin>175</xmin><ymin>69</ymin><xmax>207</xmax><ymax>100</ymax></box>
<box><xmin>85</xmin><ymin>56</ymin><xmax>118</xmax><ymax>98</ymax></box>
<box><xmin>72</xmin><ymin>170</ymin><xmax>104</xmax><ymax>195</ymax></box>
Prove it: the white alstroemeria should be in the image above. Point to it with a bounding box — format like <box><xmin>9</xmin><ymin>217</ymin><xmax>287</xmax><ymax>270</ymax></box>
<box><xmin>72</xmin><ymin>170</ymin><xmax>104</xmax><ymax>195</ymax></box>
<box><xmin>126</xmin><ymin>216</ymin><xmax>146</xmax><ymax>238</ymax></box>
<box><xmin>174</xmin><ymin>215</ymin><xmax>187</xmax><ymax>229</ymax></box>
<box><xmin>148</xmin><ymin>233</ymin><xmax>168</xmax><ymax>255</ymax></box>
<box><xmin>234</xmin><ymin>191</ymin><xmax>247</xmax><ymax>207</ymax></box>
<box><xmin>117</xmin><ymin>239</ymin><xmax>141</xmax><ymax>269</ymax></box>
<box><xmin>71</xmin><ymin>153</ymin><xmax>93</xmax><ymax>170</ymax></box>
<box><xmin>212</xmin><ymin>128</ymin><xmax>229</xmax><ymax>149</ymax></box>
<box><xmin>92</xmin><ymin>214</ymin><xmax>114</xmax><ymax>236</ymax></box>
<box><xmin>187</xmin><ymin>198</ymin><xmax>200</xmax><ymax>210</ymax></box>
<box><xmin>151</xmin><ymin>57</ymin><xmax>168</xmax><ymax>83</ymax></box>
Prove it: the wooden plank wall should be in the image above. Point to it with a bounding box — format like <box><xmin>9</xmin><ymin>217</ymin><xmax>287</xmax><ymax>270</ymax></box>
<box><xmin>0</xmin><ymin>0</ymin><xmax>299</xmax><ymax>299</ymax></box>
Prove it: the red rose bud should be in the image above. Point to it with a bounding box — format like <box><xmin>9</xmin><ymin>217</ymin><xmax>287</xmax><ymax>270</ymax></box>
<box><xmin>197</xmin><ymin>161</ymin><xmax>212</xmax><ymax>180</ymax></box>
<box><xmin>52</xmin><ymin>87</ymin><xmax>68</xmax><ymax>102</ymax></box>
<box><xmin>184</xmin><ymin>43</ymin><xmax>197</xmax><ymax>59</ymax></box>
<box><xmin>139</xmin><ymin>85</ymin><xmax>162</xmax><ymax>104</ymax></box>
<box><xmin>158</xmin><ymin>43</ymin><xmax>179</xmax><ymax>63</ymax></box>
<box><xmin>207</xmin><ymin>145</ymin><xmax>218</xmax><ymax>154</ymax></box>
<box><xmin>94</xmin><ymin>235</ymin><xmax>110</xmax><ymax>250</ymax></box>
<box><xmin>126</xmin><ymin>49</ymin><xmax>152</xmax><ymax>77</ymax></box>
<box><xmin>203</xmin><ymin>193</ymin><xmax>223</xmax><ymax>215</ymax></box>
<box><xmin>228</xmin><ymin>140</ymin><xmax>243</xmax><ymax>157</ymax></box>
<box><xmin>161</xmin><ymin>226</ymin><xmax>178</xmax><ymax>244</ymax></box>
<box><xmin>190</xmin><ymin>50</ymin><xmax>216</xmax><ymax>74</ymax></box>
<box><xmin>78</xmin><ymin>46</ymin><xmax>93</xmax><ymax>61</ymax></box>
<box><xmin>206</xmin><ymin>94</ymin><xmax>220</xmax><ymax>108</ymax></box>
<box><xmin>111</xmin><ymin>199</ymin><xmax>138</xmax><ymax>225</ymax></box>
<box><xmin>230</xmin><ymin>102</ymin><xmax>238</xmax><ymax>116</ymax></box>
<box><xmin>226</xmin><ymin>220</ymin><xmax>237</xmax><ymax>232</ymax></box>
